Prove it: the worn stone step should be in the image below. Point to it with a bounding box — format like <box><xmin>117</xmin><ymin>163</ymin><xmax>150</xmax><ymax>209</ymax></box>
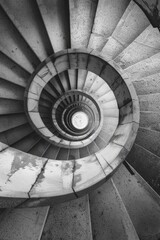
<box><xmin>133</xmin><ymin>73</ymin><xmax>160</xmax><ymax>95</ymax></box>
<box><xmin>88</xmin><ymin>0</ymin><xmax>130</xmax><ymax>51</ymax></box>
<box><xmin>0</xmin><ymin>5</ymin><xmax>39</xmax><ymax>73</ymax></box>
<box><xmin>126</xmin><ymin>143</ymin><xmax>160</xmax><ymax>195</ymax></box>
<box><xmin>0</xmin><ymin>78</ymin><xmax>24</xmax><ymax>101</ymax></box>
<box><xmin>28</xmin><ymin>139</ymin><xmax>50</xmax><ymax>157</ymax></box>
<box><xmin>0</xmin><ymin>113</ymin><xmax>28</xmax><ymax>133</ymax></box>
<box><xmin>101</xmin><ymin>1</ymin><xmax>149</xmax><ymax>60</ymax></box>
<box><xmin>139</xmin><ymin>93</ymin><xmax>160</xmax><ymax>112</ymax></box>
<box><xmin>89</xmin><ymin>178</ymin><xmax>139</xmax><ymax>240</ymax></box>
<box><xmin>12</xmin><ymin>131</ymin><xmax>41</xmax><ymax>153</ymax></box>
<box><xmin>0</xmin><ymin>51</ymin><xmax>30</xmax><ymax>87</ymax></box>
<box><xmin>113</xmin><ymin>164</ymin><xmax>160</xmax><ymax>240</ymax></box>
<box><xmin>140</xmin><ymin>111</ymin><xmax>160</xmax><ymax>132</ymax></box>
<box><xmin>77</xmin><ymin>69</ymin><xmax>88</xmax><ymax>90</ymax></box>
<box><xmin>1</xmin><ymin>0</ymin><xmax>52</xmax><ymax>62</ymax></box>
<box><xmin>0</xmin><ymin>99</ymin><xmax>24</xmax><ymax>115</ymax></box>
<box><xmin>136</xmin><ymin>127</ymin><xmax>160</xmax><ymax>157</ymax></box>
<box><xmin>41</xmin><ymin>195</ymin><xmax>92</xmax><ymax>240</ymax></box>
<box><xmin>70</xmin><ymin>0</ymin><xmax>98</xmax><ymax>48</ymax></box>
<box><xmin>124</xmin><ymin>52</ymin><xmax>160</xmax><ymax>81</ymax></box>
<box><xmin>37</xmin><ymin>0</ymin><xmax>70</xmax><ymax>52</ymax></box>
<box><xmin>0</xmin><ymin>123</ymin><xmax>33</xmax><ymax>146</ymax></box>
<box><xmin>0</xmin><ymin>207</ymin><xmax>49</xmax><ymax>240</ymax></box>
<box><xmin>114</xmin><ymin>25</ymin><xmax>160</xmax><ymax>69</ymax></box>
<box><xmin>43</xmin><ymin>144</ymin><xmax>60</xmax><ymax>160</ymax></box>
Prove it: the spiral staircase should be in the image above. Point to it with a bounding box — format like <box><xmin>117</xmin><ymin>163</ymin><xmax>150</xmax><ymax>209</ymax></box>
<box><xmin>0</xmin><ymin>0</ymin><xmax>160</xmax><ymax>239</ymax></box>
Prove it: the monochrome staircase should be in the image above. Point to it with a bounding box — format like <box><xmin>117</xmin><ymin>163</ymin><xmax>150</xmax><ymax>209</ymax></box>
<box><xmin>0</xmin><ymin>0</ymin><xmax>160</xmax><ymax>239</ymax></box>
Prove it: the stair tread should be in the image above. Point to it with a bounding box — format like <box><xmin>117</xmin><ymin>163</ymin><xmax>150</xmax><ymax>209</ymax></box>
<box><xmin>140</xmin><ymin>111</ymin><xmax>160</xmax><ymax>132</ymax></box>
<box><xmin>0</xmin><ymin>52</ymin><xmax>29</xmax><ymax>88</ymax></box>
<box><xmin>126</xmin><ymin>143</ymin><xmax>160</xmax><ymax>195</ymax></box>
<box><xmin>1</xmin><ymin>0</ymin><xmax>52</xmax><ymax>61</ymax></box>
<box><xmin>41</xmin><ymin>195</ymin><xmax>92</xmax><ymax>240</ymax></box>
<box><xmin>0</xmin><ymin>6</ymin><xmax>39</xmax><ymax>73</ymax></box>
<box><xmin>88</xmin><ymin>0</ymin><xmax>130</xmax><ymax>51</ymax></box>
<box><xmin>0</xmin><ymin>206</ymin><xmax>49</xmax><ymax>240</ymax></box>
<box><xmin>89</xmin><ymin>178</ymin><xmax>139</xmax><ymax>240</ymax></box>
<box><xmin>113</xmin><ymin>164</ymin><xmax>160</xmax><ymax>239</ymax></box>
<box><xmin>101</xmin><ymin>1</ymin><xmax>149</xmax><ymax>60</ymax></box>
<box><xmin>37</xmin><ymin>0</ymin><xmax>70</xmax><ymax>52</ymax></box>
<box><xmin>70</xmin><ymin>0</ymin><xmax>98</xmax><ymax>49</ymax></box>
<box><xmin>136</xmin><ymin>127</ymin><xmax>160</xmax><ymax>158</ymax></box>
<box><xmin>114</xmin><ymin>25</ymin><xmax>160</xmax><ymax>70</ymax></box>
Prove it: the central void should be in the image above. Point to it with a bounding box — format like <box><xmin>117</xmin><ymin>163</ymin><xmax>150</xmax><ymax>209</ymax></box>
<box><xmin>72</xmin><ymin>111</ymin><xmax>89</xmax><ymax>130</ymax></box>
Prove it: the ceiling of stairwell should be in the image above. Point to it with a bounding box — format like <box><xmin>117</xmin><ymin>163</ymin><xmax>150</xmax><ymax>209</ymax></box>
<box><xmin>0</xmin><ymin>0</ymin><xmax>159</xmax><ymax>208</ymax></box>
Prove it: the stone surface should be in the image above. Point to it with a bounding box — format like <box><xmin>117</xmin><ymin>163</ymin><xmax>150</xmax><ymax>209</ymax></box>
<box><xmin>30</xmin><ymin>159</ymin><xmax>74</xmax><ymax>197</ymax></box>
<box><xmin>0</xmin><ymin>6</ymin><xmax>39</xmax><ymax>73</ymax></box>
<box><xmin>136</xmin><ymin>127</ymin><xmax>160</xmax><ymax>157</ymax></box>
<box><xmin>89</xmin><ymin>179</ymin><xmax>139</xmax><ymax>240</ymax></box>
<box><xmin>37</xmin><ymin>0</ymin><xmax>70</xmax><ymax>52</ymax></box>
<box><xmin>1</xmin><ymin>0</ymin><xmax>52</xmax><ymax>61</ymax></box>
<box><xmin>140</xmin><ymin>111</ymin><xmax>160</xmax><ymax>132</ymax></box>
<box><xmin>0</xmin><ymin>52</ymin><xmax>29</xmax><ymax>87</ymax></box>
<box><xmin>0</xmin><ymin>206</ymin><xmax>49</xmax><ymax>240</ymax></box>
<box><xmin>41</xmin><ymin>195</ymin><xmax>92</xmax><ymax>240</ymax></box>
<box><xmin>133</xmin><ymin>74</ymin><xmax>160</xmax><ymax>95</ymax></box>
<box><xmin>83</xmin><ymin>71</ymin><xmax>97</xmax><ymax>91</ymax></box>
<box><xmin>0</xmin><ymin>78</ymin><xmax>24</xmax><ymax>100</ymax></box>
<box><xmin>101</xmin><ymin>1</ymin><xmax>149</xmax><ymax>59</ymax></box>
<box><xmin>70</xmin><ymin>0</ymin><xmax>98</xmax><ymax>48</ymax></box>
<box><xmin>114</xmin><ymin>25</ymin><xmax>160</xmax><ymax>69</ymax></box>
<box><xmin>73</xmin><ymin>155</ymin><xmax>106</xmax><ymax>195</ymax></box>
<box><xmin>88</xmin><ymin>0</ymin><xmax>130</xmax><ymax>50</ymax></box>
<box><xmin>127</xmin><ymin>143</ymin><xmax>160</xmax><ymax>195</ymax></box>
<box><xmin>12</xmin><ymin>132</ymin><xmax>40</xmax><ymax>153</ymax></box>
<box><xmin>0</xmin><ymin>148</ymin><xmax>47</xmax><ymax>198</ymax></box>
<box><xmin>113</xmin><ymin>164</ymin><xmax>160</xmax><ymax>239</ymax></box>
<box><xmin>0</xmin><ymin>113</ymin><xmax>27</xmax><ymax>132</ymax></box>
<box><xmin>124</xmin><ymin>52</ymin><xmax>160</xmax><ymax>81</ymax></box>
<box><xmin>139</xmin><ymin>93</ymin><xmax>160</xmax><ymax>112</ymax></box>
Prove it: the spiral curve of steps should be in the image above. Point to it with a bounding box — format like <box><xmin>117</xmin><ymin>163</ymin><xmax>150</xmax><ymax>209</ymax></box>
<box><xmin>0</xmin><ymin>0</ymin><xmax>160</xmax><ymax>239</ymax></box>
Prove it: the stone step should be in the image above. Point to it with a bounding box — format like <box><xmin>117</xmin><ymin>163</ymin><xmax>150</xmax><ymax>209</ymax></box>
<box><xmin>136</xmin><ymin>127</ymin><xmax>160</xmax><ymax>157</ymax></box>
<box><xmin>0</xmin><ymin>52</ymin><xmax>29</xmax><ymax>88</ymax></box>
<box><xmin>1</xmin><ymin>0</ymin><xmax>52</xmax><ymax>62</ymax></box>
<box><xmin>124</xmin><ymin>52</ymin><xmax>160</xmax><ymax>81</ymax></box>
<box><xmin>0</xmin><ymin>5</ymin><xmax>39</xmax><ymax>73</ymax></box>
<box><xmin>37</xmin><ymin>0</ymin><xmax>70</xmax><ymax>52</ymax></box>
<box><xmin>68</xmin><ymin>69</ymin><xmax>77</xmax><ymax>90</ymax></box>
<box><xmin>12</xmin><ymin>131</ymin><xmax>41</xmax><ymax>153</ymax></box>
<box><xmin>41</xmin><ymin>195</ymin><xmax>92</xmax><ymax>240</ymax></box>
<box><xmin>133</xmin><ymin>73</ymin><xmax>160</xmax><ymax>95</ymax></box>
<box><xmin>114</xmin><ymin>25</ymin><xmax>160</xmax><ymax>70</ymax></box>
<box><xmin>0</xmin><ymin>113</ymin><xmax>28</xmax><ymax>133</ymax></box>
<box><xmin>113</xmin><ymin>164</ymin><xmax>160</xmax><ymax>240</ymax></box>
<box><xmin>28</xmin><ymin>139</ymin><xmax>50</xmax><ymax>157</ymax></box>
<box><xmin>88</xmin><ymin>0</ymin><xmax>130</xmax><ymax>51</ymax></box>
<box><xmin>41</xmin><ymin>145</ymin><xmax>59</xmax><ymax>161</ymax></box>
<box><xmin>0</xmin><ymin>123</ymin><xmax>33</xmax><ymax>146</ymax></box>
<box><xmin>0</xmin><ymin>206</ymin><xmax>49</xmax><ymax>240</ymax></box>
<box><xmin>0</xmin><ymin>99</ymin><xmax>24</xmax><ymax>115</ymax></box>
<box><xmin>89</xmin><ymin>178</ymin><xmax>139</xmax><ymax>240</ymax></box>
<box><xmin>77</xmin><ymin>69</ymin><xmax>88</xmax><ymax>90</ymax></box>
<box><xmin>101</xmin><ymin>1</ymin><xmax>149</xmax><ymax>60</ymax></box>
<box><xmin>140</xmin><ymin>111</ymin><xmax>160</xmax><ymax>132</ymax></box>
<box><xmin>139</xmin><ymin>92</ymin><xmax>160</xmax><ymax>112</ymax></box>
<box><xmin>126</xmin><ymin>143</ymin><xmax>160</xmax><ymax>195</ymax></box>
<box><xmin>70</xmin><ymin>0</ymin><xmax>98</xmax><ymax>49</ymax></box>
<box><xmin>0</xmin><ymin>78</ymin><xmax>24</xmax><ymax>101</ymax></box>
